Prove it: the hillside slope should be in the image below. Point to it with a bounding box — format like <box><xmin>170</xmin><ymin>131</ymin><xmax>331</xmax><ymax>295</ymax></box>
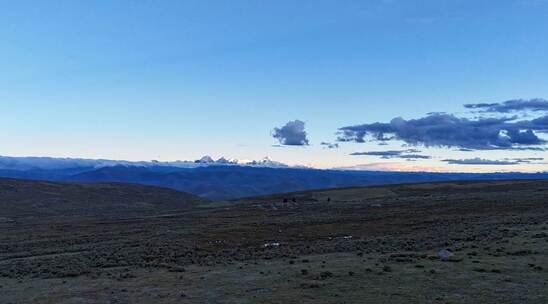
<box><xmin>65</xmin><ymin>165</ymin><xmax>548</xmax><ymax>199</ymax></box>
<box><xmin>0</xmin><ymin>178</ymin><xmax>205</xmax><ymax>222</ymax></box>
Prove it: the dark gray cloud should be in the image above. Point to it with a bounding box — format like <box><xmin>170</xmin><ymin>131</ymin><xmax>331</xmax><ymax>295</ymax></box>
<box><xmin>350</xmin><ymin>149</ymin><xmax>420</xmax><ymax>157</ymax></box>
<box><xmin>459</xmin><ymin>147</ymin><xmax>546</xmax><ymax>152</ymax></box>
<box><xmin>272</xmin><ymin>120</ymin><xmax>309</xmax><ymax>146</ymax></box>
<box><xmin>519</xmin><ymin>157</ymin><xmax>544</xmax><ymax>161</ymax></box>
<box><xmin>339</xmin><ymin>113</ymin><xmax>548</xmax><ymax>150</ymax></box>
<box><xmin>320</xmin><ymin>142</ymin><xmax>339</xmax><ymax>149</ymax></box>
<box><xmin>350</xmin><ymin>149</ymin><xmax>430</xmax><ymax>160</ymax></box>
<box><xmin>443</xmin><ymin>157</ymin><xmax>544</xmax><ymax>165</ymax></box>
<box><xmin>443</xmin><ymin>158</ymin><xmax>521</xmax><ymax>165</ymax></box>
<box><xmin>464</xmin><ymin>98</ymin><xmax>548</xmax><ymax>113</ymax></box>
<box><xmin>399</xmin><ymin>154</ymin><xmax>432</xmax><ymax>159</ymax></box>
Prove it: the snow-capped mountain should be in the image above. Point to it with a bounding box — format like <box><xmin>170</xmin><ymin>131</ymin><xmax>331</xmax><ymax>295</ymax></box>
<box><xmin>243</xmin><ymin>157</ymin><xmax>288</xmax><ymax>168</ymax></box>
<box><xmin>0</xmin><ymin>155</ymin><xmax>292</xmax><ymax>171</ymax></box>
<box><xmin>216</xmin><ymin>157</ymin><xmax>238</xmax><ymax>164</ymax></box>
<box><xmin>194</xmin><ymin>155</ymin><xmax>215</xmax><ymax>164</ymax></box>
<box><xmin>193</xmin><ymin>156</ymin><xmax>289</xmax><ymax>167</ymax></box>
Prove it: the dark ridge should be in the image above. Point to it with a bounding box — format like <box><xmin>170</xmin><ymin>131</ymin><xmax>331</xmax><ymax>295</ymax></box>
<box><xmin>0</xmin><ymin>178</ymin><xmax>206</xmax><ymax>222</ymax></box>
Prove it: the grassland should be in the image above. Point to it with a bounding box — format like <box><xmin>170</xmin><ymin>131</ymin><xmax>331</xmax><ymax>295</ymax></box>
<box><xmin>1</xmin><ymin>180</ymin><xmax>547</xmax><ymax>303</ymax></box>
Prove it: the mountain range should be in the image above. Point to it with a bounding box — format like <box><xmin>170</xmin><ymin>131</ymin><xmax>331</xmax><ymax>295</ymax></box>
<box><xmin>0</xmin><ymin>155</ymin><xmax>290</xmax><ymax>170</ymax></box>
<box><xmin>0</xmin><ymin>155</ymin><xmax>547</xmax><ymax>200</ymax></box>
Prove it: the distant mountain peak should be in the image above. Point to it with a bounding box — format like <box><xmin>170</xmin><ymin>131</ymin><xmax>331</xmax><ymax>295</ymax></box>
<box><xmin>244</xmin><ymin>156</ymin><xmax>288</xmax><ymax>168</ymax></box>
<box><xmin>191</xmin><ymin>155</ymin><xmax>289</xmax><ymax>168</ymax></box>
<box><xmin>216</xmin><ymin>157</ymin><xmax>238</xmax><ymax>164</ymax></box>
<box><xmin>0</xmin><ymin>154</ymin><xmax>296</xmax><ymax>171</ymax></box>
<box><xmin>195</xmin><ymin>156</ymin><xmax>215</xmax><ymax>163</ymax></box>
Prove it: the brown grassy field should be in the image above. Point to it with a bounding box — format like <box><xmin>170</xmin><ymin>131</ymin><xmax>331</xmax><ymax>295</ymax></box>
<box><xmin>1</xmin><ymin>179</ymin><xmax>547</xmax><ymax>303</ymax></box>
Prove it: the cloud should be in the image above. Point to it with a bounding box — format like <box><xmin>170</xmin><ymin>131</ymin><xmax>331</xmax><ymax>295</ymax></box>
<box><xmin>320</xmin><ymin>142</ymin><xmax>339</xmax><ymax>149</ymax></box>
<box><xmin>272</xmin><ymin>120</ymin><xmax>309</xmax><ymax>146</ymax></box>
<box><xmin>459</xmin><ymin>147</ymin><xmax>546</xmax><ymax>152</ymax></box>
<box><xmin>399</xmin><ymin>154</ymin><xmax>432</xmax><ymax>159</ymax></box>
<box><xmin>464</xmin><ymin>98</ymin><xmax>548</xmax><ymax>113</ymax></box>
<box><xmin>334</xmin><ymin>162</ymin><xmax>446</xmax><ymax>172</ymax></box>
<box><xmin>338</xmin><ymin>113</ymin><xmax>548</xmax><ymax>150</ymax></box>
<box><xmin>350</xmin><ymin>149</ymin><xmax>420</xmax><ymax>156</ymax></box>
<box><xmin>442</xmin><ymin>158</ymin><xmax>521</xmax><ymax>165</ymax></box>
<box><xmin>350</xmin><ymin>149</ymin><xmax>430</xmax><ymax>160</ymax></box>
<box><xmin>517</xmin><ymin>157</ymin><xmax>544</xmax><ymax>161</ymax></box>
<box><xmin>443</xmin><ymin>157</ymin><xmax>544</xmax><ymax>165</ymax></box>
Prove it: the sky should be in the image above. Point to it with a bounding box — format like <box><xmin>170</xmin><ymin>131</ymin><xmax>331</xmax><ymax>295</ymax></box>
<box><xmin>1</xmin><ymin>0</ymin><xmax>548</xmax><ymax>172</ymax></box>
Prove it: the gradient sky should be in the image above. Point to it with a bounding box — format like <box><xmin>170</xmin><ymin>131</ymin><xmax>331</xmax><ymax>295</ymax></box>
<box><xmin>1</xmin><ymin>0</ymin><xmax>548</xmax><ymax>172</ymax></box>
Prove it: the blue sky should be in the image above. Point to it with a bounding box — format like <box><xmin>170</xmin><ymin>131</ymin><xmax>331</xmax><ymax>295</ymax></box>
<box><xmin>1</xmin><ymin>0</ymin><xmax>547</xmax><ymax>171</ymax></box>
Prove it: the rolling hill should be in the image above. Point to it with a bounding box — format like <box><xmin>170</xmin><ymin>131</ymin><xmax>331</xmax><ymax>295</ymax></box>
<box><xmin>66</xmin><ymin>165</ymin><xmax>548</xmax><ymax>199</ymax></box>
<box><xmin>0</xmin><ymin>178</ymin><xmax>205</xmax><ymax>222</ymax></box>
<box><xmin>0</xmin><ymin>155</ymin><xmax>547</xmax><ymax>200</ymax></box>
<box><xmin>1</xmin><ymin>180</ymin><xmax>547</xmax><ymax>303</ymax></box>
